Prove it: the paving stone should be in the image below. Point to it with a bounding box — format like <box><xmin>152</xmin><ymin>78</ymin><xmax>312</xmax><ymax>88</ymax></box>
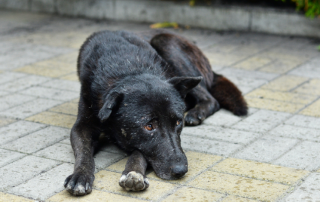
<box><xmin>148</xmin><ymin>151</ymin><xmax>222</xmax><ymax>184</ymax></box>
<box><xmin>274</xmin><ymin>141</ymin><xmax>320</xmax><ymax>171</ymax></box>
<box><xmin>100</xmin><ymin>143</ymin><xmax>127</xmax><ymax>155</ymax></box>
<box><xmin>182</xmin><ymin>125</ymin><xmax>259</xmax><ymax>144</ymax></box>
<box><xmin>232</xmin><ymin>109</ymin><xmax>291</xmax><ymax>133</ymax></box>
<box><xmin>106</xmin><ymin>157</ymin><xmax>128</xmax><ymax>173</ymax></box>
<box><xmin>206</xmin><ymin>52</ymin><xmax>245</xmax><ymax>67</ymax></box>
<box><xmin>60</xmin><ymin>73</ymin><xmax>79</xmax><ymax>81</ymax></box>
<box><xmin>0</xmin><ymin>120</ymin><xmax>46</xmax><ymax>145</ymax></box>
<box><xmin>261</xmin><ymin>75</ymin><xmax>309</xmax><ymax>92</ymax></box>
<box><xmin>48</xmin><ymin>102</ymin><xmax>78</xmax><ymax>116</ymax></box>
<box><xmin>1</xmin><ymin>126</ymin><xmax>69</xmax><ymax>154</ymax></box>
<box><xmin>0</xmin><ymin>156</ymin><xmax>59</xmax><ymax>191</ymax></box>
<box><xmin>202</xmin><ymin>109</ymin><xmax>242</xmax><ymax>127</ymax></box>
<box><xmin>42</xmin><ymin>79</ymin><xmax>80</xmax><ymax>92</ymax></box>
<box><xmin>0</xmin><ymin>192</ymin><xmax>34</xmax><ymax>202</ymax></box>
<box><xmin>0</xmin><ymin>94</ymin><xmax>36</xmax><ymax>111</ymax></box>
<box><xmin>293</xmin><ymin>79</ymin><xmax>320</xmax><ymax>96</ymax></box>
<box><xmin>0</xmin><ymin>75</ymin><xmax>50</xmax><ymax>92</ymax></box>
<box><xmin>9</xmin><ymin>163</ymin><xmax>73</xmax><ymax>201</ymax></box>
<box><xmin>0</xmin><ymin>91</ymin><xmax>9</xmax><ymax>96</ymax></box>
<box><xmin>245</xmin><ymin>97</ymin><xmax>305</xmax><ymax>113</ymax></box>
<box><xmin>48</xmin><ymin>189</ymin><xmax>144</xmax><ymax>202</ymax></box>
<box><xmin>290</xmin><ymin>58</ymin><xmax>320</xmax><ymax>79</ymax></box>
<box><xmin>300</xmin><ymin>99</ymin><xmax>320</xmax><ymax>117</ymax></box>
<box><xmin>22</xmin><ymin>86</ymin><xmax>79</xmax><ymax>101</ymax></box>
<box><xmin>26</xmin><ymin>111</ymin><xmax>77</xmax><ymax>128</ymax></box>
<box><xmin>181</xmin><ymin>135</ymin><xmax>242</xmax><ymax>156</ymax></box>
<box><xmin>246</xmin><ymin>88</ymin><xmax>318</xmax><ymax>105</ymax></box>
<box><xmin>187</xmin><ymin>171</ymin><xmax>289</xmax><ymax>201</ymax></box>
<box><xmin>0</xmin><ymin>148</ymin><xmax>25</xmax><ymax>168</ymax></box>
<box><xmin>162</xmin><ymin>187</ymin><xmax>223</xmax><ymax>202</ymax></box>
<box><xmin>233</xmin><ymin>56</ymin><xmax>272</xmax><ymax>70</ymax></box>
<box><xmin>0</xmin><ymin>116</ymin><xmax>15</xmax><ymax>127</ymax></box>
<box><xmin>0</xmin><ymin>98</ymin><xmax>62</xmax><ymax>119</ymax></box>
<box><xmin>31</xmin><ymin>0</ymin><xmax>55</xmax><ymax>13</ymax></box>
<box><xmin>285</xmin><ymin>173</ymin><xmax>320</xmax><ymax>202</ymax></box>
<box><xmin>222</xmin><ymin>195</ymin><xmax>257</xmax><ymax>202</ymax></box>
<box><xmin>94</xmin><ymin>170</ymin><xmax>176</xmax><ymax>201</ymax></box>
<box><xmin>218</xmin><ymin>67</ymin><xmax>279</xmax><ymax>81</ymax></box>
<box><xmin>285</xmin><ymin>115</ymin><xmax>320</xmax><ymax>129</ymax></box>
<box><xmin>234</xmin><ymin>135</ymin><xmax>298</xmax><ymax>163</ymax></box>
<box><xmin>259</xmin><ymin>58</ymin><xmax>304</xmax><ymax>74</ymax></box>
<box><xmin>0</xmin><ymin>72</ymin><xmax>27</xmax><ymax>85</ymax></box>
<box><xmin>270</xmin><ymin>124</ymin><xmax>320</xmax><ymax>141</ymax></box>
<box><xmin>212</xmin><ymin>158</ymin><xmax>308</xmax><ymax>185</ymax></box>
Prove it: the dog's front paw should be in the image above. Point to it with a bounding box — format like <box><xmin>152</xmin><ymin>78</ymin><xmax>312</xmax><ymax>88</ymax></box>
<box><xmin>119</xmin><ymin>171</ymin><xmax>149</xmax><ymax>191</ymax></box>
<box><xmin>185</xmin><ymin>109</ymin><xmax>206</xmax><ymax>126</ymax></box>
<box><xmin>64</xmin><ymin>172</ymin><xmax>94</xmax><ymax>196</ymax></box>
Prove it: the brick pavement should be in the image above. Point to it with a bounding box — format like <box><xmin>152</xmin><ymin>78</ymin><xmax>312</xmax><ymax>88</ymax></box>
<box><xmin>0</xmin><ymin>10</ymin><xmax>319</xmax><ymax>202</ymax></box>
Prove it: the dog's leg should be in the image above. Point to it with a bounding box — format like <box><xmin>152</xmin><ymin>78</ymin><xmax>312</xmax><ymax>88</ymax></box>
<box><xmin>64</xmin><ymin>99</ymin><xmax>100</xmax><ymax>196</ymax></box>
<box><xmin>185</xmin><ymin>85</ymin><xmax>220</xmax><ymax>126</ymax></box>
<box><xmin>119</xmin><ymin>150</ymin><xmax>149</xmax><ymax>191</ymax></box>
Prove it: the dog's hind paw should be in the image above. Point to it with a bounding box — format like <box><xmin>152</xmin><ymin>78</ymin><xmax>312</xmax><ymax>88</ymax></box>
<box><xmin>119</xmin><ymin>171</ymin><xmax>149</xmax><ymax>191</ymax></box>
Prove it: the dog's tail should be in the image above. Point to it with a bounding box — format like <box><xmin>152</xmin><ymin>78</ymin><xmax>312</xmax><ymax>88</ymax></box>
<box><xmin>209</xmin><ymin>72</ymin><xmax>248</xmax><ymax>116</ymax></box>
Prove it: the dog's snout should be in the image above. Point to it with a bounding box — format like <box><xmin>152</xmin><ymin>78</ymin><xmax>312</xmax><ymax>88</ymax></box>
<box><xmin>171</xmin><ymin>164</ymin><xmax>187</xmax><ymax>178</ymax></box>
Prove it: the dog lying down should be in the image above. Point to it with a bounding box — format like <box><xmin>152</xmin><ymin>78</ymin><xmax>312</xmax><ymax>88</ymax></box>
<box><xmin>64</xmin><ymin>30</ymin><xmax>247</xmax><ymax>195</ymax></box>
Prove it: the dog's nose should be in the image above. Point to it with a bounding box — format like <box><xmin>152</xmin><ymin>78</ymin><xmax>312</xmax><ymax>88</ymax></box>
<box><xmin>171</xmin><ymin>165</ymin><xmax>187</xmax><ymax>178</ymax></box>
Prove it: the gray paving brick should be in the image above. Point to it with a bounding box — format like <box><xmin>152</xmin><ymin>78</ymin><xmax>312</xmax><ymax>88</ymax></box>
<box><xmin>0</xmin><ymin>121</ymin><xmax>46</xmax><ymax>145</ymax></box>
<box><xmin>0</xmin><ymin>148</ymin><xmax>25</xmax><ymax>168</ymax></box>
<box><xmin>0</xmin><ymin>98</ymin><xmax>62</xmax><ymax>119</ymax></box>
<box><xmin>274</xmin><ymin>141</ymin><xmax>320</xmax><ymax>171</ymax></box>
<box><xmin>0</xmin><ymin>91</ymin><xmax>9</xmax><ymax>96</ymax></box>
<box><xmin>285</xmin><ymin>173</ymin><xmax>320</xmax><ymax>202</ymax></box>
<box><xmin>0</xmin><ymin>75</ymin><xmax>50</xmax><ymax>92</ymax></box>
<box><xmin>202</xmin><ymin>109</ymin><xmax>242</xmax><ymax>127</ymax></box>
<box><xmin>285</xmin><ymin>115</ymin><xmax>320</xmax><ymax>130</ymax></box>
<box><xmin>182</xmin><ymin>125</ymin><xmax>259</xmax><ymax>144</ymax></box>
<box><xmin>0</xmin><ymin>0</ymin><xmax>30</xmax><ymax>10</ymax></box>
<box><xmin>59</xmin><ymin>138</ymin><xmax>70</xmax><ymax>145</ymax></box>
<box><xmin>35</xmin><ymin>142</ymin><xmax>125</xmax><ymax>169</ymax></box>
<box><xmin>0</xmin><ymin>72</ymin><xmax>27</xmax><ymax>85</ymax></box>
<box><xmin>181</xmin><ymin>134</ymin><xmax>242</xmax><ymax>156</ymax></box>
<box><xmin>234</xmin><ymin>135</ymin><xmax>299</xmax><ymax>163</ymax></box>
<box><xmin>231</xmin><ymin>109</ymin><xmax>291</xmax><ymax>133</ymax></box>
<box><xmin>0</xmin><ymin>156</ymin><xmax>59</xmax><ymax>191</ymax></box>
<box><xmin>270</xmin><ymin>124</ymin><xmax>320</xmax><ymax>142</ymax></box>
<box><xmin>1</xmin><ymin>126</ymin><xmax>69</xmax><ymax>154</ymax></box>
<box><xmin>218</xmin><ymin>67</ymin><xmax>279</xmax><ymax>81</ymax></box>
<box><xmin>289</xmin><ymin>58</ymin><xmax>320</xmax><ymax>79</ymax></box>
<box><xmin>0</xmin><ymin>94</ymin><xmax>35</xmax><ymax>111</ymax></box>
<box><xmin>42</xmin><ymin>79</ymin><xmax>80</xmax><ymax>92</ymax></box>
<box><xmin>9</xmin><ymin>163</ymin><xmax>73</xmax><ymax>200</ymax></box>
<box><xmin>100</xmin><ymin>143</ymin><xmax>127</xmax><ymax>155</ymax></box>
<box><xmin>22</xmin><ymin>86</ymin><xmax>79</xmax><ymax>101</ymax></box>
<box><xmin>34</xmin><ymin>143</ymin><xmax>74</xmax><ymax>163</ymax></box>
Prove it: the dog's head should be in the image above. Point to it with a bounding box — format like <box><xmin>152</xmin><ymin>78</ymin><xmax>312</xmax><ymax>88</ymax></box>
<box><xmin>99</xmin><ymin>74</ymin><xmax>201</xmax><ymax>179</ymax></box>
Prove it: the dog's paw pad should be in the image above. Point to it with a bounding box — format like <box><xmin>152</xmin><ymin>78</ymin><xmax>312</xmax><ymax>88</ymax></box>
<box><xmin>119</xmin><ymin>171</ymin><xmax>149</xmax><ymax>191</ymax></box>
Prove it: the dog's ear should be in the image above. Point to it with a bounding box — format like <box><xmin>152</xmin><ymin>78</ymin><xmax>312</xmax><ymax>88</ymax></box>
<box><xmin>168</xmin><ymin>76</ymin><xmax>202</xmax><ymax>98</ymax></box>
<box><xmin>98</xmin><ymin>91</ymin><xmax>122</xmax><ymax>122</ymax></box>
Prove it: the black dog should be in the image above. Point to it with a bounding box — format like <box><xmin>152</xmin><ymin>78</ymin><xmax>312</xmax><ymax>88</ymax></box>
<box><xmin>64</xmin><ymin>30</ymin><xmax>247</xmax><ymax>195</ymax></box>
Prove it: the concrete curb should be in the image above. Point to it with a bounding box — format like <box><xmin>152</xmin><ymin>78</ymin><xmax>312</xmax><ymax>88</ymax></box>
<box><xmin>1</xmin><ymin>0</ymin><xmax>320</xmax><ymax>38</ymax></box>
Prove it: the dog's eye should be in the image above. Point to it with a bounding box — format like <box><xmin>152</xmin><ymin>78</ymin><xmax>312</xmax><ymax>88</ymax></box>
<box><xmin>176</xmin><ymin>120</ymin><xmax>181</xmax><ymax>126</ymax></box>
<box><xmin>145</xmin><ymin>124</ymin><xmax>153</xmax><ymax>131</ymax></box>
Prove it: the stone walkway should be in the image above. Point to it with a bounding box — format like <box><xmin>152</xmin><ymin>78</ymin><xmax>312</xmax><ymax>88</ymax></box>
<box><xmin>0</xmin><ymin>10</ymin><xmax>319</xmax><ymax>202</ymax></box>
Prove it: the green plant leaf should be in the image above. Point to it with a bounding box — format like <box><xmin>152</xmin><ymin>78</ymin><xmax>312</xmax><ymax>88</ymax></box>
<box><xmin>317</xmin><ymin>45</ymin><xmax>320</xmax><ymax>51</ymax></box>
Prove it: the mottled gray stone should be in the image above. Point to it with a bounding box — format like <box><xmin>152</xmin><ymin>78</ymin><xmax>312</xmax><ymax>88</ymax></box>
<box><xmin>285</xmin><ymin>115</ymin><xmax>320</xmax><ymax>130</ymax></box>
<box><xmin>0</xmin><ymin>148</ymin><xmax>25</xmax><ymax>168</ymax></box>
<box><xmin>9</xmin><ymin>163</ymin><xmax>73</xmax><ymax>200</ymax></box>
<box><xmin>42</xmin><ymin>79</ymin><xmax>81</xmax><ymax>92</ymax></box>
<box><xmin>0</xmin><ymin>156</ymin><xmax>59</xmax><ymax>191</ymax></box>
<box><xmin>181</xmin><ymin>134</ymin><xmax>242</xmax><ymax>156</ymax></box>
<box><xmin>285</xmin><ymin>173</ymin><xmax>320</xmax><ymax>202</ymax></box>
<box><xmin>234</xmin><ymin>135</ymin><xmax>299</xmax><ymax>163</ymax></box>
<box><xmin>0</xmin><ymin>94</ymin><xmax>35</xmax><ymax>111</ymax></box>
<box><xmin>0</xmin><ymin>75</ymin><xmax>50</xmax><ymax>92</ymax></box>
<box><xmin>274</xmin><ymin>141</ymin><xmax>320</xmax><ymax>171</ymax></box>
<box><xmin>2</xmin><ymin>126</ymin><xmax>69</xmax><ymax>153</ymax></box>
<box><xmin>270</xmin><ymin>124</ymin><xmax>320</xmax><ymax>142</ymax></box>
<box><xmin>0</xmin><ymin>121</ymin><xmax>46</xmax><ymax>145</ymax></box>
<box><xmin>22</xmin><ymin>86</ymin><xmax>79</xmax><ymax>101</ymax></box>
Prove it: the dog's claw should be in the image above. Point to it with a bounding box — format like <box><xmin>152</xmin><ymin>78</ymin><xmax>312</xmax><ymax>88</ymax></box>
<box><xmin>64</xmin><ymin>173</ymin><xmax>94</xmax><ymax>196</ymax></box>
<box><xmin>119</xmin><ymin>171</ymin><xmax>149</xmax><ymax>191</ymax></box>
